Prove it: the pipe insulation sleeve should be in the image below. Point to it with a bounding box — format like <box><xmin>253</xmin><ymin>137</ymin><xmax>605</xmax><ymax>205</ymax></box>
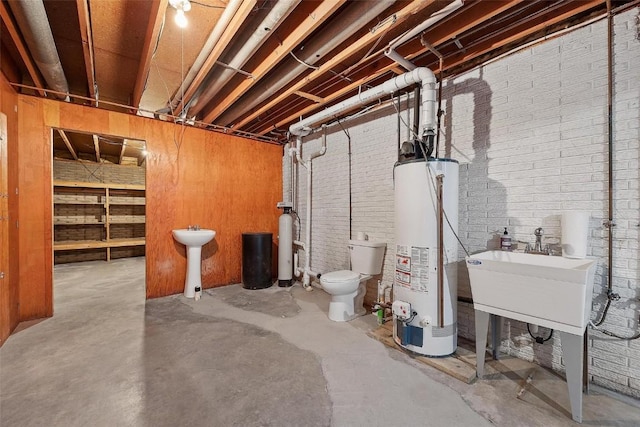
<box><xmin>8</xmin><ymin>0</ymin><xmax>69</xmax><ymax>98</ymax></box>
<box><xmin>189</xmin><ymin>0</ymin><xmax>300</xmax><ymax>115</ymax></box>
<box><xmin>289</xmin><ymin>68</ymin><xmax>436</xmax><ymax>137</ymax></box>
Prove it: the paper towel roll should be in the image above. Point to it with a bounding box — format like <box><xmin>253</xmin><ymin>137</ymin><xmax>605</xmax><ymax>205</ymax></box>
<box><xmin>561</xmin><ymin>211</ymin><xmax>589</xmax><ymax>259</ymax></box>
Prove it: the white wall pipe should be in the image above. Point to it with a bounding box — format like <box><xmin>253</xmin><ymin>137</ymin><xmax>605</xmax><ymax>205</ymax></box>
<box><xmin>189</xmin><ymin>0</ymin><xmax>300</xmax><ymax>116</ymax></box>
<box><xmin>290</xmin><ymin>130</ymin><xmax>327</xmax><ymax>288</ymax></box>
<box><xmin>385</xmin><ymin>49</ymin><xmax>417</xmax><ymax>72</ymax></box>
<box><xmin>169</xmin><ymin>0</ymin><xmax>244</xmax><ymax>112</ymax></box>
<box><xmin>289</xmin><ymin>68</ymin><xmax>437</xmax><ymax>139</ymax></box>
<box><xmin>8</xmin><ymin>0</ymin><xmax>69</xmax><ymax>99</ymax></box>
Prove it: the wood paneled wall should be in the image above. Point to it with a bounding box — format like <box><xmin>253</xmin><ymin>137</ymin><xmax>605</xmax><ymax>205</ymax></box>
<box><xmin>0</xmin><ymin>74</ymin><xmax>19</xmax><ymax>344</ymax></box>
<box><xmin>17</xmin><ymin>96</ymin><xmax>282</xmax><ymax>320</ymax></box>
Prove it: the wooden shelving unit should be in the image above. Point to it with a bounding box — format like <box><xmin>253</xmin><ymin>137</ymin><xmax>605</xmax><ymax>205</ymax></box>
<box><xmin>53</xmin><ymin>180</ymin><xmax>145</xmax><ymax>262</ymax></box>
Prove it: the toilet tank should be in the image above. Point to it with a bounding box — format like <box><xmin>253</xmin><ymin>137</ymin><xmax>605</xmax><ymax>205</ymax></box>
<box><xmin>349</xmin><ymin>240</ymin><xmax>386</xmax><ymax>275</ymax></box>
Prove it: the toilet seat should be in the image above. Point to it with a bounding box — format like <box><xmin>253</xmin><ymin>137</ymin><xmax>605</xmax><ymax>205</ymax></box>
<box><xmin>321</xmin><ymin>270</ymin><xmax>359</xmax><ymax>283</ymax></box>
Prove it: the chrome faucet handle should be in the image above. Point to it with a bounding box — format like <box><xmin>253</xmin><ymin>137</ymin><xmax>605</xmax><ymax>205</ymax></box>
<box><xmin>194</xmin><ymin>224</ymin><xmax>200</xmax><ymax>230</ymax></box>
<box><xmin>187</xmin><ymin>225</ymin><xmax>193</xmax><ymax>230</ymax></box>
<box><xmin>534</xmin><ymin>227</ymin><xmax>544</xmax><ymax>237</ymax></box>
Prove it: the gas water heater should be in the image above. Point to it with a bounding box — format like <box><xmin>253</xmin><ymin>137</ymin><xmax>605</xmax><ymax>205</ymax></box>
<box><xmin>393</xmin><ymin>158</ymin><xmax>459</xmax><ymax>356</ymax></box>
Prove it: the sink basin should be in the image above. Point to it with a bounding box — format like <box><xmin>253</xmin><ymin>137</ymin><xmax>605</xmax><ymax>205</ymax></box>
<box><xmin>466</xmin><ymin>250</ymin><xmax>598</xmax><ymax>334</ymax></box>
<box><xmin>172</xmin><ymin>229</ymin><xmax>216</xmax><ymax>298</ymax></box>
<box><xmin>172</xmin><ymin>229</ymin><xmax>216</xmax><ymax>247</ymax></box>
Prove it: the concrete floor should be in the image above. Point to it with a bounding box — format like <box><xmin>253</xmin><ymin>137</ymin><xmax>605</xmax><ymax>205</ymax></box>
<box><xmin>1</xmin><ymin>258</ymin><xmax>639</xmax><ymax>426</ymax></box>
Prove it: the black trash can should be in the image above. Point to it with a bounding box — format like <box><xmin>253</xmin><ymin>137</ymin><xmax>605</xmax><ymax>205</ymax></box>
<box><xmin>242</xmin><ymin>232</ymin><xmax>272</xmax><ymax>289</ymax></box>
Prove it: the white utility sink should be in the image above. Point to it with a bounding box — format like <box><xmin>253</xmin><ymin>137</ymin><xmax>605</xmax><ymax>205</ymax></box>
<box><xmin>466</xmin><ymin>250</ymin><xmax>599</xmax><ymax>423</ymax></box>
<box><xmin>172</xmin><ymin>229</ymin><xmax>216</xmax><ymax>298</ymax></box>
<box><xmin>466</xmin><ymin>250</ymin><xmax>597</xmax><ymax>334</ymax></box>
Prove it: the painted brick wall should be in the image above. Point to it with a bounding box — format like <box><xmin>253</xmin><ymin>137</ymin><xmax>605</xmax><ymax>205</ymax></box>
<box><xmin>286</xmin><ymin>9</ymin><xmax>640</xmax><ymax>397</ymax></box>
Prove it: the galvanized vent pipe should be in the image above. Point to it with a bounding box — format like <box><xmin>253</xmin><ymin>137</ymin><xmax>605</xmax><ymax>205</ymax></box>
<box><xmin>8</xmin><ymin>0</ymin><xmax>69</xmax><ymax>99</ymax></box>
<box><xmin>188</xmin><ymin>0</ymin><xmax>300</xmax><ymax>117</ymax></box>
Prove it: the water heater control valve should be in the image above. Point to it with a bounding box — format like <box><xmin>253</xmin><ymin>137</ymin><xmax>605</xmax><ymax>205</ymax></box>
<box><xmin>419</xmin><ymin>316</ymin><xmax>432</xmax><ymax>327</ymax></box>
<box><xmin>392</xmin><ymin>301</ymin><xmax>411</xmax><ymax>320</ymax></box>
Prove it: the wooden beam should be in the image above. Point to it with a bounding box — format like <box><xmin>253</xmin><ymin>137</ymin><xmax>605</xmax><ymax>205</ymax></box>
<box><xmin>232</xmin><ymin>0</ymin><xmax>437</xmax><ymax>130</ymax></box>
<box><xmin>200</xmin><ymin>0</ymin><xmax>347</xmax><ymax>123</ymax></box>
<box><xmin>118</xmin><ymin>140</ymin><xmax>127</xmax><ymax>165</ymax></box>
<box><xmin>437</xmin><ymin>0</ymin><xmax>604</xmax><ymax>71</ymax></box>
<box><xmin>256</xmin><ymin>66</ymin><xmax>394</xmax><ymax>135</ymax></box>
<box><xmin>0</xmin><ymin>2</ymin><xmax>46</xmax><ymax>96</ymax></box>
<box><xmin>294</xmin><ymin>91</ymin><xmax>324</xmax><ymax>104</ymax></box>
<box><xmin>424</xmin><ymin>0</ymin><xmax>525</xmax><ymax>46</ymax></box>
<box><xmin>76</xmin><ymin>0</ymin><xmax>97</xmax><ymax>103</ymax></box>
<box><xmin>256</xmin><ymin>0</ymin><xmax>602</xmax><ymax>135</ymax></box>
<box><xmin>132</xmin><ymin>0</ymin><xmax>168</xmax><ymax>108</ymax></box>
<box><xmin>93</xmin><ymin>134</ymin><xmax>100</xmax><ymax>163</ymax></box>
<box><xmin>58</xmin><ymin>129</ymin><xmax>78</xmax><ymax>160</ymax></box>
<box><xmin>175</xmin><ymin>0</ymin><xmax>257</xmax><ymax>114</ymax></box>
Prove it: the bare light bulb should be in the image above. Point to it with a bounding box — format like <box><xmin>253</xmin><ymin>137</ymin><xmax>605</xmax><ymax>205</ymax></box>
<box><xmin>175</xmin><ymin>9</ymin><xmax>187</xmax><ymax>28</ymax></box>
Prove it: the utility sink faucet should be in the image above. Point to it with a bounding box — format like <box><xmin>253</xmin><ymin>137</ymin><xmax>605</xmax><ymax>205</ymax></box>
<box><xmin>525</xmin><ymin>227</ymin><xmax>550</xmax><ymax>255</ymax></box>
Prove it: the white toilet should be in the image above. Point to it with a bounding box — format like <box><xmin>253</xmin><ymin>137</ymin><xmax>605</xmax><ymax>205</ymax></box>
<box><xmin>320</xmin><ymin>239</ymin><xmax>386</xmax><ymax>322</ymax></box>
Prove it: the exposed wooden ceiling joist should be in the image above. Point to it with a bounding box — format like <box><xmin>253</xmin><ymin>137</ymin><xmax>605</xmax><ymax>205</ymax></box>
<box><xmin>118</xmin><ymin>140</ymin><xmax>127</xmax><ymax>165</ymax></box>
<box><xmin>132</xmin><ymin>0</ymin><xmax>168</xmax><ymax>109</ymax></box>
<box><xmin>58</xmin><ymin>129</ymin><xmax>78</xmax><ymax>160</ymax></box>
<box><xmin>231</xmin><ymin>0</ymin><xmax>438</xmax><ymax>130</ymax></box>
<box><xmin>175</xmin><ymin>0</ymin><xmax>257</xmax><ymax>114</ymax></box>
<box><xmin>0</xmin><ymin>1</ymin><xmax>46</xmax><ymax>96</ymax></box>
<box><xmin>441</xmin><ymin>0</ymin><xmax>604</xmax><ymax>72</ymax></box>
<box><xmin>92</xmin><ymin>134</ymin><xmax>100</xmax><ymax>163</ymax></box>
<box><xmin>200</xmin><ymin>0</ymin><xmax>348</xmax><ymax>124</ymax></box>
<box><xmin>76</xmin><ymin>0</ymin><xmax>96</xmax><ymax>103</ymax></box>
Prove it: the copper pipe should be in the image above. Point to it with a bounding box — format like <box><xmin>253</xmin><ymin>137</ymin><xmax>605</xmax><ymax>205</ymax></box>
<box><xmin>436</xmin><ymin>173</ymin><xmax>445</xmax><ymax>328</ymax></box>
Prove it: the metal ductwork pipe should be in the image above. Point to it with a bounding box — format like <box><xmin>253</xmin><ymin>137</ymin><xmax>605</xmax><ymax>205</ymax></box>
<box><xmin>8</xmin><ymin>0</ymin><xmax>69</xmax><ymax>99</ymax></box>
<box><xmin>188</xmin><ymin>0</ymin><xmax>300</xmax><ymax>117</ymax></box>
<box><xmin>169</xmin><ymin>0</ymin><xmax>245</xmax><ymax>112</ymax></box>
<box><xmin>217</xmin><ymin>0</ymin><xmax>395</xmax><ymax>126</ymax></box>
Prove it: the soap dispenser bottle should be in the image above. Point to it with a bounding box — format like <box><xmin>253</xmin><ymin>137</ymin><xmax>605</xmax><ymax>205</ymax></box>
<box><xmin>500</xmin><ymin>227</ymin><xmax>512</xmax><ymax>251</ymax></box>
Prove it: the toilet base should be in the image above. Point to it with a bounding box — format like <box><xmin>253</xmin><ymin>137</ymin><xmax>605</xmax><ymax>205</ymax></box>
<box><xmin>327</xmin><ymin>283</ymin><xmax>367</xmax><ymax>322</ymax></box>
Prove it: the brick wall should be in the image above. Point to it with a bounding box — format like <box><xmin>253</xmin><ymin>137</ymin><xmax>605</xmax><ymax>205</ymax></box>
<box><xmin>53</xmin><ymin>159</ymin><xmax>146</xmax><ymax>263</ymax></box>
<box><xmin>286</xmin><ymin>9</ymin><xmax>640</xmax><ymax>397</ymax></box>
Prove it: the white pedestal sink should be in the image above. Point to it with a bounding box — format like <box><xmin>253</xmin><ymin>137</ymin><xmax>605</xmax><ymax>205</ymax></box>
<box><xmin>172</xmin><ymin>229</ymin><xmax>216</xmax><ymax>298</ymax></box>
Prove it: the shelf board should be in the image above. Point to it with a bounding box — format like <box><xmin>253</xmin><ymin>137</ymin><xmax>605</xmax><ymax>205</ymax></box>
<box><xmin>54</xmin><ymin>238</ymin><xmax>145</xmax><ymax>251</ymax></box>
<box><xmin>109</xmin><ymin>218</ymin><xmax>146</xmax><ymax>224</ymax></box>
<box><xmin>53</xmin><ymin>180</ymin><xmax>145</xmax><ymax>191</ymax></box>
<box><xmin>53</xmin><ymin>201</ymin><xmax>105</xmax><ymax>205</ymax></box>
<box><xmin>54</xmin><ymin>221</ymin><xmax>105</xmax><ymax>226</ymax></box>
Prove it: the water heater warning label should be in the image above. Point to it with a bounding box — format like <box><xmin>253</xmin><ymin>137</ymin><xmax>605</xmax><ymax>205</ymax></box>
<box><xmin>395</xmin><ymin>245</ymin><xmax>430</xmax><ymax>292</ymax></box>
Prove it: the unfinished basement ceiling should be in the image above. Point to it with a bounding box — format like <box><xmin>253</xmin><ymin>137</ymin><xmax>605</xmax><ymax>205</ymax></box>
<box><xmin>52</xmin><ymin>129</ymin><xmax>146</xmax><ymax>166</ymax></box>
<box><xmin>0</xmin><ymin>0</ymin><xmax>633</xmax><ymax>142</ymax></box>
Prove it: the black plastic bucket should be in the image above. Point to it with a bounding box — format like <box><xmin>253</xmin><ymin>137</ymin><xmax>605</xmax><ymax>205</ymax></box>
<box><xmin>242</xmin><ymin>233</ymin><xmax>272</xmax><ymax>289</ymax></box>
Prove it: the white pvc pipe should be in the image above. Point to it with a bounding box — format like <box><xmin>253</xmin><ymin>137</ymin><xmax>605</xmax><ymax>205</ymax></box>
<box><xmin>386</xmin><ymin>0</ymin><xmax>464</xmax><ymax>53</ymax></box>
<box><xmin>289</xmin><ymin>68</ymin><xmax>437</xmax><ymax>138</ymax></box>
<box><xmin>291</xmin><ymin>131</ymin><xmax>327</xmax><ymax>288</ymax></box>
